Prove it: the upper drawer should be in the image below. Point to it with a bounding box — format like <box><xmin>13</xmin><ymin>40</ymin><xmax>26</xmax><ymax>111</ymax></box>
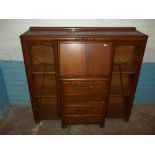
<box><xmin>62</xmin><ymin>80</ymin><xmax>108</xmax><ymax>95</ymax></box>
<box><xmin>60</xmin><ymin>42</ymin><xmax>112</xmax><ymax>77</ymax></box>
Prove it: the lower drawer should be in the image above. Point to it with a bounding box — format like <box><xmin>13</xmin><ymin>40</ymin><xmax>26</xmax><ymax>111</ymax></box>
<box><xmin>63</xmin><ymin>95</ymin><xmax>105</xmax><ymax>104</ymax></box>
<box><xmin>63</xmin><ymin>104</ymin><xmax>104</xmax><ymax>115</ymax></box>
<box><xmin>63</xmin><ymin>115</ymin><xmax>103</xmax><ymax>124</ymax></box>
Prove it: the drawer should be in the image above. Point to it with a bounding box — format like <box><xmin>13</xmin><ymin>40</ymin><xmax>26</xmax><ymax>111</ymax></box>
<box><xmin>63</xmin><ymin>104</ymin><xmax>104</xmax><ymax>115</ymax></box>
<box><xmin>62</xmin><ymin>81</ymin><xmax>108</xmax><ymax>95</ymax></box>
<box><xmin>63</xmin><ymin>95</ymin><xmax>105</xmax><ymax>104</ymax></box>
<box><xmin>63</xmin><ymin>115</ymin><xmax>103</xmax><ymax>124</ymax></box>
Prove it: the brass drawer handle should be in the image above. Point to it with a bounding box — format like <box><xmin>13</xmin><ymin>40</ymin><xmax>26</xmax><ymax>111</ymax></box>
<box><xmin>75</xmin><ymin>84</ymin><xmax>81</xmax><ymax>89</ymax></box>
<box><xmin>75</xmin><ymin>84</ymin><xmax>94</xmax><ymax>90</ymax></box>
<box><xmin>85</xmin><ymin>96</ymin><xmax>92</xmax><ymax>100</ymax></box>
<box><xmin>76</xmin><ymin>108</ymin><xmax>93</xmax><ymax>114</ymax></box>
<box><xmin>75</xmin><ymin>117</ymin><xmax>82</xmax><ymax>121</ymax></box>
<box><xmin>76</xmin><ymin>96</ymin><xmax>81</xmax><ymax>100</ymax></box>
<box><xmin>76</xmin><ymin>96</ymin><xmax>92</xmax><ymax>101</ymax></box>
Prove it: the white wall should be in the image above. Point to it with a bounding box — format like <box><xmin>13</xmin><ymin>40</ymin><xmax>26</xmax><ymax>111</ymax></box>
<box><xmin>0</xmin><ymin>19</ymin><xmax>155</xmax><ymax>62</ymax></box>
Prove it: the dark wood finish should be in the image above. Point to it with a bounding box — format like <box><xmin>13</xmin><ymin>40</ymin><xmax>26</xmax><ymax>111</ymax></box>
<box><xmin>62</xmin><ymin>80</ymin><xmax>108</xmax><ymax>95</ymax></box>
<box><xmin>60</xmin><ymin>79</ymin><xmax>108</xmax><ymax>127</ymax></box>
<box><xmin>63</xmin><ymin>95</ymin><xmax>105</xmax><ymax>104</ymax></box>
<box><xmin>63</xmin><ymin>104</ymin><xmax>104</xmax><ymax>115</ymax></box>
<box><xmin>20</xmin><ymin>27</ymin><xmax>148</xmax><ymax>128</ymax></box>
<box><xmin>60</xmin><ymin>42</ymin><xmax>111</xmax><ymax>76</ymax></box>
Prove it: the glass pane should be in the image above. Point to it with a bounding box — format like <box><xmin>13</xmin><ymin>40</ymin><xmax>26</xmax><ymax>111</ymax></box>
<box><xmin>33</xmin><ymin>74</ymin><xmax>57</xmax><ymax>97</ymax></box>
<box><xmin>114</xmin><ymin>45</ymin><xmax>135</xmax><ymax>64</ymax></box>
<box><xmin>31</xmin><ymin>45</ymin><xmax>55</xmax><ymax>72</ymax></box>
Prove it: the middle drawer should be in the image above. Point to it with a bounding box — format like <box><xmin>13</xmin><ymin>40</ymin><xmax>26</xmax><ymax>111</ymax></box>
<box><xmin>63</xmin><ymin>95</ymin><xmax>105</xmax><ymax>105</ymax></box>
<box><xmin>63</xmin><ymin>104</ymin><xmax>104</xmax><ymax>115</ymax></box>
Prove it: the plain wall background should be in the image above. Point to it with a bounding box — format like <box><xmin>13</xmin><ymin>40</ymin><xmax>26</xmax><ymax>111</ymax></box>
<box><xmin>0</xmin><ymin>19</ymin><xmax>155</xmax><ymax>62</ymax></box>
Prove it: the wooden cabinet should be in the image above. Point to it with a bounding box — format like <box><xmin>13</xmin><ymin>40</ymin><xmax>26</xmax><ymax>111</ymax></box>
<box><xmin>20</xmin><ymin>27</ymin><xmax>148</xmax><ymax>128</ymax></box>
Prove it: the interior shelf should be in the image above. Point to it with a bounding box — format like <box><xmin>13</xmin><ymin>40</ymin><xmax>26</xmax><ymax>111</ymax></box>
<box><xmin>35</xmin><ymin>95</ymin><xmax>57</xmax><ymax>98</ymax></box>
<box><xmin>32</xmin><ymin>72</ymin><xmax>56</xmax><ymax>75</ymax></box>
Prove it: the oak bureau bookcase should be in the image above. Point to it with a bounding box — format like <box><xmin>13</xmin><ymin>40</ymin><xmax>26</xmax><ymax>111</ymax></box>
<box><xmin>20</xmin><ymin>27</ymin><xmax>148</xmax><ymax>128</ymax></box>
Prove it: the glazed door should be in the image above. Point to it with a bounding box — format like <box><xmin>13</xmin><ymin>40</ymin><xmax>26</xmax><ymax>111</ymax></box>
<box><xmin>23</xmin><ymin>41</ymin><xmax>59</xmax><ymax>121</ymax></box>
<box><xmin>108</xmin><ymin>41</ymin><xmax>145</xmax><ymax>119</ymax></box>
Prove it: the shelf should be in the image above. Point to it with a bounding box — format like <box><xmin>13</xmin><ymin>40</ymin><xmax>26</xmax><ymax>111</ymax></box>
<box><xmin>32</xmin><ymin>72</ymin><xmax>56</xmax><ymax>75</ymax></box>
<box><xmin>113</xmin><ymin>64</ymin><xmax>136</xmax><ymax>74</ymax></box>
<box><xmin>35</xmin><ymin>95</ymin><xmax>57</xmax><ymax>98</ymax></box>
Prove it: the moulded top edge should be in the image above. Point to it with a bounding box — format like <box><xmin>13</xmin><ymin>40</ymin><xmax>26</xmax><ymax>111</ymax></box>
<box><xmin>20</xmin><ymin>27</ymin><xmax>148</xmax><ymax>38</ymax></box>
<box><xmin>29</xmin><ymin>27</ymin><xmax>137</xmax><ymax>31</ymax></box>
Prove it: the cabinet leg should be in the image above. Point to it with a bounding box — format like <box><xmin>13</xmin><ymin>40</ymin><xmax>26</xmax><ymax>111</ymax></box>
<box><xmin>61</xmin><ymin>122</ymin><xmax>67</xmax><ymax>129</ymax></box>
<box><xmin>124</xmin><ymin>117</ymin><xmax>129</xmax><ymax>122</ymax></box>
<box><xmin>99</xmin><ymin>122</ymin><xmax>105</xmax><ymax>128</ymax></box>
<box><xmin>35</xmin><ymin>119</ymin><xmax>41</xmax><ymax>124</ymax></box>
